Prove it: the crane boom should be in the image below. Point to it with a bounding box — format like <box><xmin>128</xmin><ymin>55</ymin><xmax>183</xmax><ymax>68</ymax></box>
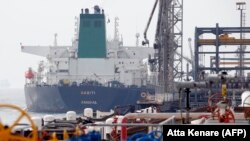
<box><xmin>142</xmin><ymin>0</ymin><xmax>159</xmax><ymax>46</ymax></box>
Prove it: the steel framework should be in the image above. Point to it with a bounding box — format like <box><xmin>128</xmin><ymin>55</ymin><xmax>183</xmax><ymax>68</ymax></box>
<box><xmin>148</xmin><ymin>0</ymin><xmax>183</xmax><ymax>93</ymax></box>
<box><xmin>194</xmin><ymin>23</ymin><xmax>250</xmax><ymax>80</ymax></box>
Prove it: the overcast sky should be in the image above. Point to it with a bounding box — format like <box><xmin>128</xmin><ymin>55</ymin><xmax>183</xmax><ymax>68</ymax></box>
<box><xmin>0</xmin><ymin>0</ymin><xmax>249</xmax><ymax>88</ymax></box>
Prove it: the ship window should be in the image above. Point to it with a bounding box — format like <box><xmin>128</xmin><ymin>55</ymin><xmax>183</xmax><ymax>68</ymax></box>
<box><xmin>83</xmin><ymin>21</ymin><xmax>90</xmax><ymax>27</ymax></box>
<box><xmin>94</xmin><ymin>21</ymin><xmax>102</xmax><ymax>27</ymax></box>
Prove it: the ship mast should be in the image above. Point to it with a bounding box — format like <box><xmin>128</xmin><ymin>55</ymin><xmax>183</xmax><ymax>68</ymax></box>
<box><xmin>114</xmin><ymin>17</ymin><xmax>120</xmax><ymax>42</ymax></box>
<box><xmin>113</xmin><ymin>17</ymin><xmax>123</xmax><ymax>46</ymax></box>
<box><xmin>54</xmin><ymin>33</ymin><xmax>58</xmax><ymax>47</ymax></box>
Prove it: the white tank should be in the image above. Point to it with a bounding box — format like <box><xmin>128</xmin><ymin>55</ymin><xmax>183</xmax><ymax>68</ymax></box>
<box><xmin>66</xmin><ymin>111</ymin><xmax>77</xmax><ymax>120</ymax></box>
<box><xmin>241</xmin><ymin>91</ymin><xmax>250</xmax><ymax>107</ymax></box>
<box><xmin>84</xmin><ymin>108</ymin><xmax>93</xmax><ymax>118</ymax></box>
<box><xmin>43</xmin><ymin>115</ymin><xmax>55</xmax><ymax>125</ymax></box>
<box><xmin>31</xmin><ymin>117</ymin><xmax>42</xmax><ymax>130</ymax></box>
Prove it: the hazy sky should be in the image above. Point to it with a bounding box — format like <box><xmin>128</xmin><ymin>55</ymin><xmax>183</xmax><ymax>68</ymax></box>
<box><xmin>0</xmin><ymin>0</ymin><xmax>249</xmax><ymax>88</ymax></box>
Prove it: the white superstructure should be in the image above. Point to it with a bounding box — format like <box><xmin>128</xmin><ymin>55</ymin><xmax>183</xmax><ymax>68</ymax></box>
<box><xmin>22</xmin><ymin>15</ymin><xmax>155</xmax><ymax>87</ymax></box>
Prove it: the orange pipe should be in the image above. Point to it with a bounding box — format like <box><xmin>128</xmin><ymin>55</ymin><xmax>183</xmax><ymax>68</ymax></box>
<box><xmin>198</xmin><ymin>39</ymin><xmax>250</xmax><ymax>45</ymax></box>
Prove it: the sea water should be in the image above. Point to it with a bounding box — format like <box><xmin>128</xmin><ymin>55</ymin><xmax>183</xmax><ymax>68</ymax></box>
<box><xmin>0</xmin><ymin>88</ymin><xmax>66</xmax><ymax>125</ymax></box>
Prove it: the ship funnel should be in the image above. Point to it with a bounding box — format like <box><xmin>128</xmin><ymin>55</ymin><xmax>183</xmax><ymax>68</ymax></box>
<box><xmin>78</xmin><ymin>6</ymin><xmax>106</xmax><ymax>58</ymax></box>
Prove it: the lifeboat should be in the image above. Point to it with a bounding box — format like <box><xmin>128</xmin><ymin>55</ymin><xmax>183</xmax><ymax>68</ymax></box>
<box><xmin>25</xmin><ymin>68</ymin><xmax>34</xmax><ymax>79</ymax></box>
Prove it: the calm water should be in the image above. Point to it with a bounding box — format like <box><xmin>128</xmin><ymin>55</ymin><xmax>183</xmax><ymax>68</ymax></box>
<box><xmin>0</xmin><ymin>88</ymin><xmax>66</xmax><ymax>125</ymax></box>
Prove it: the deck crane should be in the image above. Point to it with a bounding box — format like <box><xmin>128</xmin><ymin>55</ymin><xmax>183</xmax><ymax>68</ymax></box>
<box><xmin>143</xmin><ymin>0</ymin><xmax>183</xmax><ymax>93</ymax></box>
<box><xmin>142</xmin><ymin>0</ymin><xmax>158</xmax><ymax>46</ymax></box>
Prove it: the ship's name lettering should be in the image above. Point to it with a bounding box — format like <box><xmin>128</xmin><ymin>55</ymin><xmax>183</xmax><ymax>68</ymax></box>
<box><xmin>81</xmin><ymin>90</ymin><xmax>96</xmax><ymax>95</ymax></box>
<box><xmin>81</xmin><ymin>101</ymin><xmax>97</xmax><ymax>104</ymax></box>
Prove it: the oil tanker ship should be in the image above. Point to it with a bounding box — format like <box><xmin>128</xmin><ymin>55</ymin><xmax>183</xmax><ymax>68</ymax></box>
<box><xmin>21</xmin><ymin>6</ymin><xmax>157</xmax><ymax>113</ymax></box>
<box><xmin>22</xmin><ymin>5</ymin><xmax>249</xmax><ymax>114</ymax></box>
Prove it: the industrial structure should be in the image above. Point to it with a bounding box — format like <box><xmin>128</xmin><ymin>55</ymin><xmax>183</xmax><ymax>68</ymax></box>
<box><xmin>141</xmin><ymin>0</ymin><xmax>250</xmax><ymax>111</ymax></box>
<box><xmin>194</xmin><ymin>23</ymin><xmax>250</xmax><ymax>81</ymax></box>
<box><xmin>144</xmin><ymin>0</ymin><xmax>183</xmax><ymax>94</ymax></box>
<box><xmin>3</xmin><ymin>2</ymin><xmax>250</xmax><ymax>140</ymax></box>
<box><xmin>143</xmin><ymin>0</ymin><xmax>250</xmax><ymax>89</ymax></box>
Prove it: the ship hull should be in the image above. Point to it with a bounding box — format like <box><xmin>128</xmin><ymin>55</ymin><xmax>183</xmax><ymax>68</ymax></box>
<box><xmin>24</xmin><ymin>85</ymin><xmax>155</xmax><ymax>113</ymax></box>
